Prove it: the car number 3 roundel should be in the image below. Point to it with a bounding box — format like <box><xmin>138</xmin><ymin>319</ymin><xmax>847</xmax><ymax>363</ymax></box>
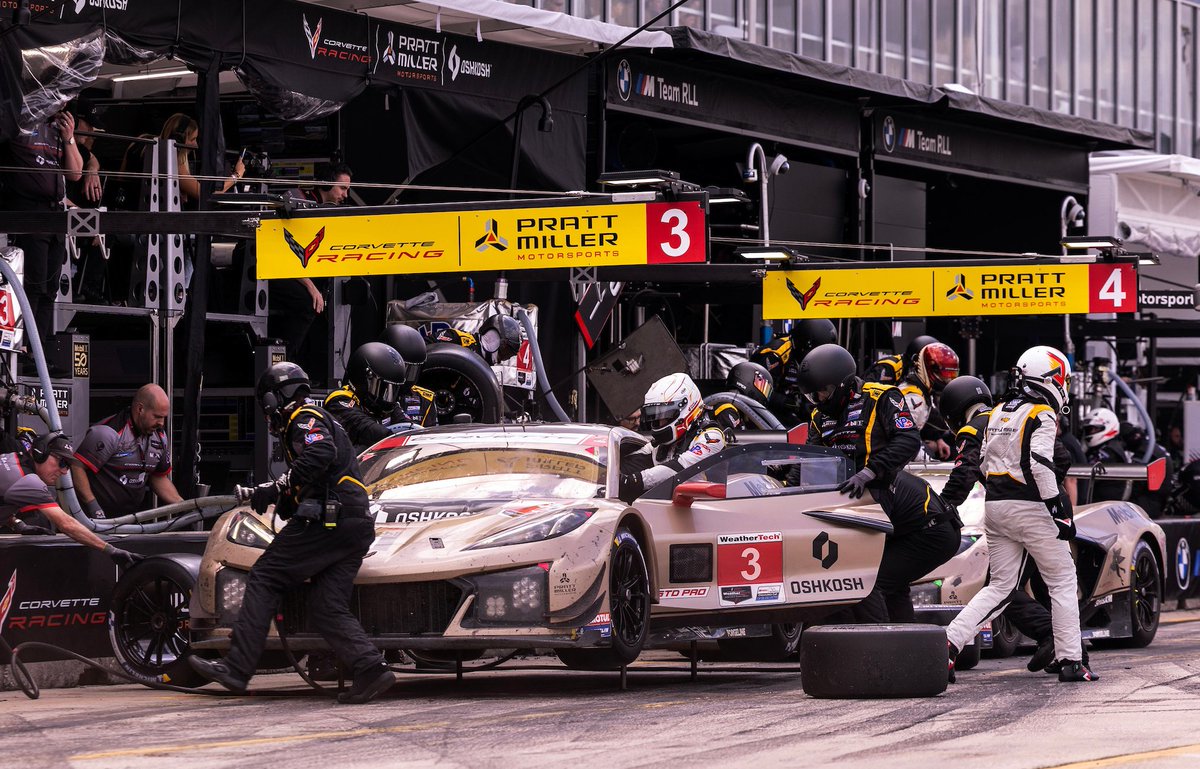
<box><xmin>717</xmin><ymin>532</ymin><xmax>784</xmax><ymax>605</ymax></box>
<box><xmin>645</xmin><ymin>202</ymin><xmax>705</xmax><ymax>264</ymax></box>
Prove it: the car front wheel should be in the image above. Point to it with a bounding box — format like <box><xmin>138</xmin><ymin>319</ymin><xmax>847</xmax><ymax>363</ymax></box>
<box><xmin>108</xmin><ymin>557</ymin><xmax>203</xmax><ymax>688</ymax></box>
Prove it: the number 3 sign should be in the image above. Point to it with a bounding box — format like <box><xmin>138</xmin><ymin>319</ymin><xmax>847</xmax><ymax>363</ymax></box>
<box><xmin>645</xmin><ymin>202</ymin><xmax>706</xmax><ymax>264</ymax></box>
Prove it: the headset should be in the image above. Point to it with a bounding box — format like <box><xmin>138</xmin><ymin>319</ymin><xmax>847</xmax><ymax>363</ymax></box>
<box><xmin>30</xmin><ymin>430</ymin><xmax>66</xmax><ymax>464</ymax></box>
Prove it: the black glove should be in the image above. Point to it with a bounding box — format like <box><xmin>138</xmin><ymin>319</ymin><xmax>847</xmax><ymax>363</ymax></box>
<box><xmin>837</xmin><ymin>467</ymin><xmax>876</xmax><ymax>499</ymax></box>
<box><xmin>250</xmin><ymin>481</ymin><xmax>280</xmax><ymax>516</ymax></box>
<box><xmin>104</xmin><ymin>544</ymin><xmax>144</xmax><ymax>568</ymax></box>
<box><xmin>1046</xmin><ymin>496</ymin><xmax>1075</xmax><ymax>540</ymax></box>
<box><xmin>14</xmin><ymin>520</ymin><xmax>53</xmax><ymax>535</ymax></box>
<box><xmin>83</xmin><ymin>498</ymin><xmax>106</xmax><ymax>519</ymax></box>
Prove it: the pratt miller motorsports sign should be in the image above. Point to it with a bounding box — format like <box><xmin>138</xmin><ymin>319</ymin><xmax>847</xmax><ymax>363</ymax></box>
<box><xmin>762</xmin><ymin>262</ymin><xmax>1138</xmax><ymax>320</ymax></box>
<box><xmin>256</xmin><ymin>199</ymin><xmax>707</xmax><ymax>279</ymax></box>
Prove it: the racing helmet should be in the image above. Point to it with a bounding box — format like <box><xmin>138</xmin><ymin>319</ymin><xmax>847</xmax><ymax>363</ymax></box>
<box><xmin>379</xmin><ymin>324</ymin><xmax>427</xmax><ymax>386</ymax></box>
<box><xmin>798</xmin><ymin>343</ymin><xmax>858</xmax><ymax>417</ymax></box>
<box><xmin>640</xmin><ymin>372</ymin><xmax>703</xmax><ymax>447</ymax></box>
<box><xmin>1082</xmin><ymin>407</ymin><xmax>1121</xmax><ymax>448</ymax></box>
<box><xmin>789</xmin><ymin>319</ymin><xmax>838</xmax><ymax>359</ymax></box>
<box><xmin>904</xmin><ymin>334</ymin><xmax>939</xmax><ymax>367</ymax></box>
<box><xmin>939</xmin><ymin>376</ymin><xmax>992</xmax><ymax>432</ymax></box>
<box><xmin>750</xmin><ymin>335</ymin><xmax>792</xmax><ymax>376</ymax></box>
<box><xmin>726</xmin><ymin>361</ymin><xmax>774</xmax><ymax>408</ymax></box>
<box><xmin>256</xmin><ymin>361</ymin><xmax>311</xmax><ymax>434</ymax></box>
<box><xmin>915</xmin><ymin>342</ymin><xmax>960</xmax><ymax>393</ymax></box>
<box><xmin>345</xmin><ymin>342</ymin><xmax>408</xmax><ymax>417</ymax></box>
<box><xmin>1014</xmin><ymin>345</ymin><xmax>1072</xmax><ymax>413</ymax></box>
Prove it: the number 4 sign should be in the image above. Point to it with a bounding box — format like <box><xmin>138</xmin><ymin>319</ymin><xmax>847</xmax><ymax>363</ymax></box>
<box><xmin>1089</xmin><ymin>264</ymin><xmax>1137</xmax><ymax>313</ymax></box>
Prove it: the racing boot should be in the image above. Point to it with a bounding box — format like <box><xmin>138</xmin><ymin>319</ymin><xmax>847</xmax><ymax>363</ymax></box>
<box><xmin>1057</xmin><ymin>659</ymin><xmax>1100</xmax><ymax>682</ymax></box>
<box><xmin>1043</xmin><ymin>644</ymin><xmax>1088</xmax><ymax>674</ymax></box>
<box><xmin>947</xmin><ymin>641</ymin><xmax>958</xmax><ymax>684</ymax></box>
<box><xmin>187</xmin><ymin>656</ymin><xmax>249</xmax><ymax>693</ymax></box>
<box><xmin>337</xmin><ymin>663</ymin><xmax>396</xmax><ymax>705</ymax></box>
<box><xmin>1026</xmin><ymin>636</ymin><xmax>1055</xmax><ymax>673</ymax></box>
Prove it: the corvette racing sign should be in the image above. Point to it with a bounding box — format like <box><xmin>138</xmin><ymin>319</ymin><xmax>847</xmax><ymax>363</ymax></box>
<box><xmin>762</xmin><ymin>262</ymin><xmax>1137</xmax><ymax>319</ymax></box>
<box><xmin>256</xmin><ymin>201</ymin><xmax>706</xmax><ymax>278</ymax></box>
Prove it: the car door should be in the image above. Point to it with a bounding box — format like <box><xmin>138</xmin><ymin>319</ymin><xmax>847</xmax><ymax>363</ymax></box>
<box><xmin>630</xmin><ymin>442</ymin><xmax>891</xmax><ymax>618</ymax></box>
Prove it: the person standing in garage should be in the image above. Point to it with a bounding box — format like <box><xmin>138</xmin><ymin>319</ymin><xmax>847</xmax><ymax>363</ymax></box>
<box><xmin>188</xmin><ymin>362</ymin><xmax>394</xmax><ymax>704</ymax></box>
<box><xmin>945</xmin><ymin>346</ymin><xmax>1098</xmax><ymax>683</ymax></box>
<box><xmin>796</xmin><ymin>343</ymin><xmax>960</xmax><ymax>623</ymax></box>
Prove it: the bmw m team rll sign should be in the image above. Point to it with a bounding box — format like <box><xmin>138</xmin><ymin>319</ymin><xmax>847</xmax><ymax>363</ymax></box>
<box><xmin>762</xmin><ymin>262</ymin><xmax>1137</xmax><ymax>319</ymax></box>
<box><xmin>255</xmin><ymin>201</ymin><xmax>706</xmax><ymax>279</ymax></box>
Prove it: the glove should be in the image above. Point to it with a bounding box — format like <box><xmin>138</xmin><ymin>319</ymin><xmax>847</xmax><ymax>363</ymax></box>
<box><xmin>104</xmin><ymin>544</ymin><xmax>144</xmax><ymax>568</ymax></box>
<box><xmin>250</xmin><ymin>481</ymin><xmax>280</xmax><ymax>516</ymax></box>
<box><xmin>1046</xmin><ymin>496</ymin><xmax>1075</xmax><ymax>540</ymax></box>
<box><xmin>12</xmin><ymin>520</ymin><xmax>53</xmax><ymax>536</ymax></box>
<box><xmin>82</xmin><ymin>498</ymin><xmax>106</xmax><ymax>519</ymax></box>
<box><xmin>837</xmin><ymin>467</ymin><xmax>876</xmax><ymax>499</ymax></box>
<box><xmin>234</xmin><ymin>484</ymin><xmax>253</xmax><ymax>504</ymax></box>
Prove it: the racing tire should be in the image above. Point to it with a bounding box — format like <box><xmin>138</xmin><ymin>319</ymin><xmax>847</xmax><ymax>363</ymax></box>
<box><xmin>717</xmin><ymin>623</ymin><xmax>803</xmax><ymax>661</ymax></box>
<box><xmin>556</xmin><ymin>529</ymin><xmax>650</xmax><ymax>671</ymax></box>
<box><xmin>1108</xmin><ymin>539</ymin><xmax>1162</xmax><ymax>649</ymax></box>
<box><xmin>954</xmin><ymin>633</ymin><xmax>982</xmax><ymax>671</ymax></box>
<box><xmin>800</xmin><ymin>624</ymin><xmax>948</xmax><ymax>699</ymax></box>
<box><xmin>420</xmin><ymin>343</ymin><xmax>503</xmax><ymax>424</ymax></box>
<box><xmin>984</xmin><ymin>615</ymin><xmax>1021</xmax><ymax>658</ymax></box>
<box><xmin>108</xmin><ymin>556</ymin><xmax>204</xmax><ymax>688</ymax></box>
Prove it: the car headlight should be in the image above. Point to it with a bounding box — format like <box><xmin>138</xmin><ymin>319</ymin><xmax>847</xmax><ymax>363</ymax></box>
<box><xmin>466</xmin><ymin>565</ymin><xmax>548</xmax><ymax>625</ymax></box>
<box><xmin>466</xmin><ymin>508</ymin><xmax>594</xmax><ymax>550</ymax></box>
<box><xmin>911</xmin><ymin>581</ymin><xmax>941</xmax><ymax>606</ymax></box>
<box><xmin>227</xmin><ymin>511</ymin><xmax>275</xmax><ymax>549</ymax></box>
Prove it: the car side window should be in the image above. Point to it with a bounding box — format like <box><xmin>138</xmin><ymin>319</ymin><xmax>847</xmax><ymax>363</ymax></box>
<box><xmin>639</xmin><ymin>444</ymin><xmax>849</xmax><ymax>501</ymax></box>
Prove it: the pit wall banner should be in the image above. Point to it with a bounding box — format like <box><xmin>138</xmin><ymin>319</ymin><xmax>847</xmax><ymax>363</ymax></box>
<box><xmin>256</xmin><ymin>201</ymin><xmax>706</xmax><ymax>279</ymax></box>
<box><xmin>762</xmin><ymin>262</ymin><xmax>1137</xmax><ymax>319</ymax></box>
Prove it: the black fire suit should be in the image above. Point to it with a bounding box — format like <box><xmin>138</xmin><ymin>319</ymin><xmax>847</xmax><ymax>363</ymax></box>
<box><xmin>864</xmin><ymin>353</ymin><xmax>904</xmax><ymax>385</ymax></box>
<box><xmin>223</xmin><ymin>403</ymin><xmax>384</xmax><ymax>684</ymax></box>
<box><xmin>324</xmin><ymin>385</ymin><xmax>436</xmax><ymax>452</ymax></box>
<box><xmin>804</xmin><ymin>379</ymin><xmax>960</xmax><ymax>622</ymax></box>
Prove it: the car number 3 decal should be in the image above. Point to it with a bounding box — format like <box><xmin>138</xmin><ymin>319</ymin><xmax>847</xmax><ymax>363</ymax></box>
<box><xmin>717</xmin><ymin>532</ymin><xmax>783</xmax><ymax>586</ymax></box>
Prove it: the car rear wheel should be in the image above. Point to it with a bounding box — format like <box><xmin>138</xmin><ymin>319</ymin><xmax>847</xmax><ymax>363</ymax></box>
<box><xmin>1119</xmin><ymin>539</ymin><xmax>1162</xmax><ymax>648</ymax></box>
<box><xmin>717</xmin><ymin>623</ymin><xmax>803</xmax><ymax>661</ymax></box>
<box><xmin>556</xmin><ymin>529</ymin><xmax>649</xmax><ymax>671</ymax></box>
<box><xmin>108</xmin><ymin>557</ymin><xmax>204</xmax><ymax>688</ymax></box>
<box><xmin>421</xmin><ymin>343</ymin><xmax>503</xmax><ymax>424</ymax></box>
<box><xmin>984</xmin><ymin>616</ymin><xmax>1021</xmax><ymax>658</ymax></box>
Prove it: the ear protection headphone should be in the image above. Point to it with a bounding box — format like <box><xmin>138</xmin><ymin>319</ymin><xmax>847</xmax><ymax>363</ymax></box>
<box><xmin>261</xmin><ymin>390</ymin><xmax>281</xmax><ymax>416</ymax></box>
<box><xmin>31</xmin><ymin>430</ymin><xmax>64</xmax><ymax>463</ymax></box>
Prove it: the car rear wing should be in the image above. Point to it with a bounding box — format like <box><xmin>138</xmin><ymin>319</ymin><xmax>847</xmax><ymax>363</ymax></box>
<box><xmin>909</xmin><ymin>457</ymin><xmax>1168</xmax><ymax>492</ymax></box>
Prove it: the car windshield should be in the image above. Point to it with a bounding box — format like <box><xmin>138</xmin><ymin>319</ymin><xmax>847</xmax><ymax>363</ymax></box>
<box><xmin>360</xmin><ymin>442</ymin><xmax>607</xmax><ymax>503</ymax></box>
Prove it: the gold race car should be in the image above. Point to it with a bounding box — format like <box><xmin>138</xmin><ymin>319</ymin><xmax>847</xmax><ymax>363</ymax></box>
<box><xmin>113</xmin><ymin>423</ymin><xmax>898</xmax><ymax>683</ymax></box>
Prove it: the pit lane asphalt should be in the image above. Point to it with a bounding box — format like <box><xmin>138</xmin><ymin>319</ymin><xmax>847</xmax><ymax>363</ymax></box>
<box><xmin>5</xmin><ymin>614</ymin><xmax>1200</xmax><ymax>769</ymax></box>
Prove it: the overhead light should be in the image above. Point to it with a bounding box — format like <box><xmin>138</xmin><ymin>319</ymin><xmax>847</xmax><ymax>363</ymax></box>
<box><xmin>1057</xmin><ymin>254</ymin><xmax>1098</xmax><ymax>264</ymax></box>
<box><xmin>597</xmin><ymin>169</ymin><xmax>681</xmax><ymax>187</ymax></box>
<box><xmin>704</xmin><ymin>186</ymin><xmax>750</xmax><ymax>205</ymax></box>
<box><xmin>736</xmin><ymin>246</ymin><xmax>806</xmax><ymax>264</ymax></box>
<box><xmin>1134</xmin><ymin>252</ymin><xmax>1160</xmax><ymax>266</ymax></box>
<box><xmin>1061</xmin><ymin>235</ymin><xmax>1123</xmax><ymax>250</ymax></box>
<box><xmin>110</xmin><ymin>68</ymin><xmax>194</xmax><ymax>83</ymax></box>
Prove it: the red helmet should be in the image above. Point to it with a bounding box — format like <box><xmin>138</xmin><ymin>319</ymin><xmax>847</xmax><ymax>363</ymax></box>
<box><xmin>916</xmin><ymin>343</ymin><xmax>960</xmax><ymax>393</ymax></box>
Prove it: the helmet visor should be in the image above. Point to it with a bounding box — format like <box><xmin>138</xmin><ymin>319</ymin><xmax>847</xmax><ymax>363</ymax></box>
<box><xmin>363</xmin><ymin>373</ymin><xmax>405</xmax><ymax>406</ymax></box>
<box><xmin>804</xmin><ymin>384</ymin><xmax>838</xmax><ymax>405</ymax></box>
<box><xmin>752</xmin><ymin>371</ymin><xmax>773</xmax><ymax>399</ymax></box>
<box><xmin>401</xmin><ymin>361</ymin><xmax>422</xmax><ymax>387</ymax></box>
<box><xmin>640</xmin><ymin>402</ymin><xmax>682</xmax><ymax>433</ymax></box>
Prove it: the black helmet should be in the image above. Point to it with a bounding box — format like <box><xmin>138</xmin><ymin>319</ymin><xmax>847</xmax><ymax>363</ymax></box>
<box><xmin>380</xmin><ymin>324</ymin><xmax>427</xmax><ymax>386</ymax></box>
<box><xmin>345</xmin><ymin>341</ymin><xmax>408</xmax><ymax>417</ymax></box>
<box><xmin>790</xmin><ymin>319</ymin><xmax>838</xmax><ymax>359</ymax></box>
<box><xmin>256</xmin><ymin>361</ymin><xmax>311</xmax><ymax>434</ymax></box>
<box><xmin>904</xmin><ymin>334</ymin><xmax>939</xmax><ymax>367</ymax></box>
<box><xmin>798</xmin><ymin>343</ymin><xmax>857</xmax><ymax>417</ymax></box>
<box><xmin>726</xmin><ymin>361</ymin><xmax>774</xmax><ymax>408</ymax></box>
<box><xmin>939</xmin><ymin>375</ymin><xmax>993</xmax><ymax>432</ymax></box>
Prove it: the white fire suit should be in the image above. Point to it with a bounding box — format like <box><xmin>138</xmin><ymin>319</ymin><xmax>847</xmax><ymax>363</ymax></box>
<box><xmin>617</xmin><ymin>425</ymin><xmax>726</xmax><ymax>503</ymax></box>
<box><xmin>945</xmin><ymin>395</ymin><xmax>1083</xmax><ymax>662</ymax></box>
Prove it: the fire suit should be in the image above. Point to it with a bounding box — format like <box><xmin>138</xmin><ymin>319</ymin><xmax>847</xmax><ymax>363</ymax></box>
<box><xmin>803</xmin><ymin>379</ymin><xmax>960</xmax><ymax>622</ymax></box>
<box><xmin>617</xmin><ymin>424</ymin><xmax>726</xmax><ymax>504</ymax></box>
<box><xmin>945</xmin><ymin>395</ymin><xmax>1083</xmax><ymax>662</ymax></box>
<box><xmin>865</xmin><ymin>353</ymin><xmax>903</xmax><ymax>385</ymax></box>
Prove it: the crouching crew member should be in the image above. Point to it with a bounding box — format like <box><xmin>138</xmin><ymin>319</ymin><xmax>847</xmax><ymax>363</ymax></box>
<box><xmin>325</xmin><ymin>342</ymin><xmax>413</xmax><ymax>452</ymax></box>
<box><xmin>379</xmin><ymin>324</ymin><xmax>436</xmax><ymax>428</ymax></box>
<box><xmin>796</xmin><ymin>344</ymin><xmax>960</xmax><ymax>623</ymax></box>
<box><xmin>189</xmin><ymin>362</ymin><xmax>395</xmax><ymax>704</ymax></box>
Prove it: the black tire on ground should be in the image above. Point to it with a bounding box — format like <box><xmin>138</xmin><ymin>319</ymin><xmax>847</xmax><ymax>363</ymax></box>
<box><xmin>954</xmin><ymin>633</ymin><xmax>982</xmax><ymax>670</ymax></box>
<box><xmin>984</xmin><ymin>615</ymin><xmax>1021</xmax><ymax>658</ymax></box>
<box><xmin>420</xmin><ymin>343</ymin><xmax>503</xmax><ymax>424</ymax></box>
<box><xmin>108</xmin><ymin>556</ymin><xmax>204</xmax><ymax>688</ymax></box>
<box><xmin>717</xmin><ymin>624</ymin><xmax>803</xmax><ymax>661</ymax></box>
<box><xmin>800</xmin><ymin>624</ymin><xmax>949</xmax><ymax>699</ymax></box>
<box><xmin>1112</xmin><ymin>539</ymin><xmax>1162</xmax><ymax>648</ymax></box>
<box><xmin>556</xmin><ymin>529</ymin><xmax>650</xmax><ymax>671</ymax></box>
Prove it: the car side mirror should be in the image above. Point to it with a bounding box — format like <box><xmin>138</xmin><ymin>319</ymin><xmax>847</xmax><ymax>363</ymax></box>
<box><xmin>672</xmin><ymin>481</ymin><xmax>727</xmax><ymax>508</ymax></box>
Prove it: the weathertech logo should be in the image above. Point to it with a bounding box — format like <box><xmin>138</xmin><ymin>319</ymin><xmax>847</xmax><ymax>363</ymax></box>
<box><xmin>786</xmin><ymin>277</ymin><xmax>821</xmax><ymax>310</ymax></box>
<box><xmin>283</xmin><ymin>227</ymin><xmax>326</xmax><ymax>268</ymax></box>
<box><xmin>303</xmin><ymin>14</ymin><xmax>323</xmax><ymax>59</ymax></box>
<box><xmin>475</xmin><ymin>219</ymin><xmax>509</xmax><ymax>252</ymax></box>
<box><xmin>946</xmin><ymin>274</ymin><xmax>974</xmax><ymax>300</ymax></box>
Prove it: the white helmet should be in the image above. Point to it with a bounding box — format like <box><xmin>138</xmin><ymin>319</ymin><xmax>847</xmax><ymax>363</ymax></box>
<box><xmin>1082</xmin><ymin>407</ymin><xmax>1121</xmax><ymax>448</ymax></box>
<box><xmin>1014</xmin><ymin>345</ymin><xmax>1072</xmax><ymax>412</ymax></box>
<box><xmin>640</xmin><ymin>372</ymin><xmax>703</xmax><ymax>446</ymax></box>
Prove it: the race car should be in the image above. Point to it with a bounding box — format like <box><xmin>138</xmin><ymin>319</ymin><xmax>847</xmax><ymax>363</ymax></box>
<box><xmin>909</xmin><ymin>460</ymin><xmax>1167</xmax><ymax>656</ymax></box>
<box><xmin>112</xmin><ymin>423</ymin><xmax>896</xmax><ymax>684</ymax></box>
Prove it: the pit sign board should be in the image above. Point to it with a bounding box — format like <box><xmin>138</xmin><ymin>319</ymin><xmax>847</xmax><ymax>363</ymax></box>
<box><xmin>256</xmin><ymin>201</ymin><xmax>706</xmax><ymax>279</ymax></box>
<box><xmin>762</xmin><ymin>262</ymin><xmax>1137</xmax><ymax>319</ymax></box>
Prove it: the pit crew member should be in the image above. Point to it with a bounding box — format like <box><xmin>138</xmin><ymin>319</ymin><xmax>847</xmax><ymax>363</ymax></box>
<box><xmin>379</xmin><ymin>324</ymin><xmax>437</xmax><ymax>428</ymax></box>
<box><xmin>898</xmin><ymin>342</ymin><xmax>960</xmax><ymax>459</ymax></box>
<box><xmin>866</xmin><ymin>334</ymin><xmax>937</xmax><ymax>385</ymax></box>
<box><xmin>946</xmin><ymin>345</ymin><xmax>1098</xmax><ymax>683</ymax></box>
<box><xmin>189</xmin><ymin>362</ymin><xmax>394</xmax><ymax>704</ymax></box>
<box><xmin>1082</xmin><ymin>407</ymin><xmax>1133</xmax><ymax>503</ymax></box>
<box><xmin>324</xmin><ymin>342</ymin><xmax>412</xmax><ymax>452</ymax></box>
<box><xmin>751</xmin><ymin>319</ymin><xmax>838</xmax><ymax>422</ymax></box>
<box><xmin>797</xmin><ymin>343</ymin><xmax>960</xmax><ymax>622</ymax></box>
<box><xmin>709</xmin><ymin>361</ymin><xmax>775</xmax><ymax>431</ymax></box>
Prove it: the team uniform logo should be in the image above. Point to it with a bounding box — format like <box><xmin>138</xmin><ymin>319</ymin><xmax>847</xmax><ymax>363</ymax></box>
<box><xmin>894</xmin><ymin>415</ymin><xmax>915</xmax><ymax>429</ymax></box>
<box><xmin>785</xmin><ymin>277</ymin><xmax>821</xmax><ymax>311</ymax></box>
<box><xmin>283</xmin><ymin>227</ymin><xmax>325</xmax><ymax>268</ymax></box>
